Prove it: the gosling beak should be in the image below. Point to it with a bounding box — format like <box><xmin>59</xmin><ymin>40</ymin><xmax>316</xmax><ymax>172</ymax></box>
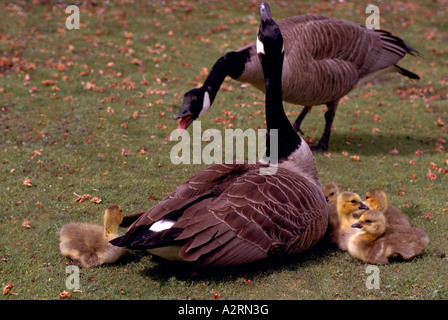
<box><xmin>352</xmin><ymin>221</ymin><xmax>362</xmax><ymax>228</ymax></box>
<box><xmin>358</xmin><ymin>202</ymin><xmax>369</xmax><ymax>210</ymax></box>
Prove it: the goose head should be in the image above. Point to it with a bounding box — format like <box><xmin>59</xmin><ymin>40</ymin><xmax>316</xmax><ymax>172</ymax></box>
<box><xmin>337</xmin><ymin>192</ymin><xmax>369</xmax><ymax>220</ymax></box>
<box><xmin>351</xmin><ymin>210</ymin><xmax>387</xmax><ymax>238</ymax></box>
<box><xmin>173</xmin><ymin>87</ymin><xmax>211</xmax><ymax>132</ymax></box>
<box><xmin>103</xmin><ymin>204</ymin><xmax>123</xmax><ymax>237</ymax></box>
<box><xmin>364</xmin><ymin>189</ymin><xmax>389</xmax><ymax>212</ymax></box>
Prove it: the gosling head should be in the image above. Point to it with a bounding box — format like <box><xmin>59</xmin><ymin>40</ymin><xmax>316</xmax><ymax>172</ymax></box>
<box><xmin>337</xmin><ymin>192</ymin><xmax>369</xmax><ymax>219</ymax></box>
<box><xmin>322</xmin><ymin>182</ymin><xmax>339</xmax><ymax>204</ymax></box>
<box><xmin>103</xmin><ymin>204</ymin><xmax>123</xmax><ymax>237</ymax></box>
<box><xmin>351</xmin><ymin>210</ymin><xmax>387</xmax><ymax>237</ymax></box>
<box><xmin>365</xmin><ymin>189</ymin><xmax>389</xmax><ymax>212</ymax></box>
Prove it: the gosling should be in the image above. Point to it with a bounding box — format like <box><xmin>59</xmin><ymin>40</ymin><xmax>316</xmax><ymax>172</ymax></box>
<box><xmin>322</xmin><ymin>182</ymin><xmax>339</xmax><ymax>204</ymax></box>
<box><xmin>364</xmin><ymin>189</ymin><xmax>410</xmax><ymax>226</ymax></box>
<box><xmin>59</xmin><ymin>204</ymin><xmax>125</xmax><ymax>268</ymax></box>
<box><xmin>327</xmin><ymin>192</ymin><xmax>369</xmax><ymax>250</ymax></box>
<box><xmin>348</xmin><ymin>210</ymin><xmax>429</xmax><ymax>264</ymax></box>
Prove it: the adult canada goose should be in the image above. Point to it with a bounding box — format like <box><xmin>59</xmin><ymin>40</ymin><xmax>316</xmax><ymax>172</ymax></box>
<box><xmin>364</xmin><ymin>189</ymin><xmax>410</xmax><ymax>226</ymax></box>
<box><xmin>348</xmin><ymin>210</ymin><xmax>429</xmax><ymax>264</ymax></box>
<box><xmin>59</xmin><ymin>205</ymin><xmax>126</xmax><ymax>268</ymax></box>
<box><xmin>174</xmin><ymin>8</ymin><xmax>419</xmax><ymax>152</ymax></box>
<box><xmin>111</xmin><ymin>2</ymin><xmax>328</xmax><ymax>267</ymax></box>
<box><xmin>327</xmin><ymin>192</ymin><xmax>369</xmax><ymax>250</ymax></box>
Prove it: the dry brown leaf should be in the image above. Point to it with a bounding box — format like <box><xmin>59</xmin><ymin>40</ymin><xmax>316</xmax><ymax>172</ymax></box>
<box><xmin>2</xmin><ymin>284</ymin><xmax>17</xmax><ymax>295</ymax></box>
<box><xmin>90</xmin><ymin>196</ymin><xmax>102</xmax><ymax>204</ymax></box>
<box><xmin>21</xmin><ymin>219</ymin><xmax>31</xmax><ymax>229</ymax></box>
<box><xmin>22</xmin><ymin>177</ymin><xmax>32</xmax><ymax>187</ymax></box>
<box><xmin>41</xmin><ymin>80</ymin><xmax>56</xmax><ymax>86</ymax></box>
<box><xmin>59</xmin><ymin>290</ymin><xmax>72</xmax><ymax>298</ymax></box>
<box><xmin>74</xmin><ymin>193</ymin><xmax>90</xmax><ymax>203</ymax></box>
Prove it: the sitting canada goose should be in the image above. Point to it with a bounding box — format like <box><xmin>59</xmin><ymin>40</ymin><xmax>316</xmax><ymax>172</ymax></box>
<box><xmin>59</xmin><ymin>204</ymin><xmax>125</xmax><ymax>268</ymax></box>
<box><xmin>327</xmin><ymin>192</ymin><xmax>369</xmax><ymax>250</ymax></box>
<box><xmin>322</xmin><ymin>182</ymin><xmax>339</xmax><ymax>204</ymax></box>
<box><xmin>364</xmin><ymin>189</ymin><xmax>410</xmax><ymax>226</ymax></box>
<box><xmin>348</xmin><ymin>210</ymin><xmax>429</xmax><ymax>264</ymax></box>
<box><xmin>174</xmin><ymin>6</ymin><xmax>419</xmax><ymax>152</ymax></box>
<box><xmin>111</xmin><ymin>2</ymin><xmax>328</xmax><ymax>268</ymax></box>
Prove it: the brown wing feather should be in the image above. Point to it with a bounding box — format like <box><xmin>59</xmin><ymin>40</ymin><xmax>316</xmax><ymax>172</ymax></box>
<box><xmin>240</xmin><ymin>15</ymin><xmax>417</xmax><ymax>106</ymax></box>
<box><xmin>169</xmin><ymin>167</ymin><xmax>327</xmax><ymax>266</ymax></box>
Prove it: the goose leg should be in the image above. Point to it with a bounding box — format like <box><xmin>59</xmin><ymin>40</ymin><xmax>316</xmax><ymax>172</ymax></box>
<box><xmin>310</xmin><ymin>101</ymin><xmax>338</xmax><ymax>153</ymax></box>
<box><xmin>292</xmin><ymin>106</ymin><xmax>312</xmax><ymax>135</ymax></box>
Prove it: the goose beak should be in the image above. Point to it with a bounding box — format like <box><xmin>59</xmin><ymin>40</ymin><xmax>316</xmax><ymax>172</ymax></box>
<box><xmin>352</xmin><ymin>221</ymin><xmax>362</xmax><ymax>229</ymax></box>
<box><xmin>177</xmin><ymin>116</ymin><xmax>193</xmax><ymax>132</ymax></box>
<box><xmin>260</xmin><ymin>2</ymin><xmax>272</xmax><ymax>21</ymax></box>
<box><xmin>358</xmin><ymin>202</ymin><xmax>369</xmax><ymax>210</ymax></box>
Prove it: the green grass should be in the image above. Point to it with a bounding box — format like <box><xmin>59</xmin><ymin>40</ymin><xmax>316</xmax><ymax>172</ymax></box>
<box><xmin>1</xmin><ymin>0</ymin><xmax>447</xmax><ymax>300</ymax></box>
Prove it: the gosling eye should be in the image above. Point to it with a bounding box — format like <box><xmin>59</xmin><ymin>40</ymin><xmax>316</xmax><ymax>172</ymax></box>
<box><xmin>365</xmin><ymin>219</ymin><xmax>372</xmax><ymax>223</ymax></box>
<box><xmin>330</xmin><ymin>192</ymin><xmax>334</xmax><ymax>196</ymax></box>
<box><xmin>365</xmin><ymin>196</ymin><xmax>370</xmax><ymax>200</ymax></box>
<box><xmin>350</xmin><ymin>200</ymin><xmax>357</xmax><ymax>204</ymax></box>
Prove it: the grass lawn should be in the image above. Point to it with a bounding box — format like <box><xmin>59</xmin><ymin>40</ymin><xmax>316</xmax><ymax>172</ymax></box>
<box><xmin>1</xmin><ymin>0</ymin><xmax>447</xmax><ymax>300</ymax></box>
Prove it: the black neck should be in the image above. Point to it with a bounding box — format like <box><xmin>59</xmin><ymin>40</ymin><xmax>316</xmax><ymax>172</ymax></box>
<box><xmin>202</xmin><ymin>49</ymin><xmax>251</xmax><ymax>103</ymax></box>
<box><xmin>262</xmin><ymin>54</ymin><xmax>301</xmax><ymax>160</ymax></box>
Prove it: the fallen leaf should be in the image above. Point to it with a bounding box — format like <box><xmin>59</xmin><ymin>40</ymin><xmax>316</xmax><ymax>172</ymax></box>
<box><xmin>389</xmin><ymin>148</ymin><xmax>399</xmax><ymax>155</ymax></box>
<box><xmin>121</xmin><ymin>148</ymin><xmax>130</xmax><ymax>156</ymax></box>
<box><xmin>22</xmin><ymin>177</ymin><xmax>32</xmax><ymax>187</ymax></box>
<box><xmin>41</xmin><ymin>79</ymin><xmax>56</xmax><ymax>86</ymax></box>
<box><xmin>427</xmin><ymin>169</ymin><xmax>437</xmax><ymax>180</ymax></box>
<box><xmin>21</xmin><ymin>219</ymin><xmax>31</xmax><ymax>229</ymax></box>
<box><xmin>59</xmin><ymin>290</ymin><xmax>72</xmax><ymax>298</ymax></box>
<box><xmin>74</xmin><ymin>193</ymin><xmax>90</xmax><ymax>203</ymax></box>
<box><xmin>90</xmin><ymin>196</ymin><xmax>102</xmax><ymax>204</ymax></box>
<box><xmin>2</xmin><ymin>284</ymin><xmax>17</xmax><ymax>295</ymax></box>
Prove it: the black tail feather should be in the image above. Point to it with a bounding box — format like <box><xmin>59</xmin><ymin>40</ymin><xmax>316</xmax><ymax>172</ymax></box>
<box><xmin>394</xmin><ymin>64</ymin><xmax>420</xmax><ymax>80</ymax></box>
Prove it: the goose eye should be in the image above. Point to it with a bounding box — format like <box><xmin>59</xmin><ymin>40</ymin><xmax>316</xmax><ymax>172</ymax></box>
<box><xmin>350</xmin><ymin>200</ymin><xmax>357</xmax><ymax>204</ymax></box>
<box><xmin>330</xmin><ymin>192</ymin><xmax>334</xmax><ymax>196</ymax></box>
<box><xmin>365</xmin><ymin>196</ymin><xmax>370</xmax><ymax>200</ymax></box>
<box><xmin>365</xmin><ymin>219</ymin><xmax>372</xmax><ymax>223</ymax></box>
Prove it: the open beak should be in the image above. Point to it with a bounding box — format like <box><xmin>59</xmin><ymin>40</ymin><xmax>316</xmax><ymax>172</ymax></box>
<box><xmin>177</xmin><ymin>116</ymin><xmax>193</xmax><ymax>133</ymax></box>
<box><xmin>351</xmin><ymin>221</ymin><xmax>362</xmax><ymax>229</ymax></box>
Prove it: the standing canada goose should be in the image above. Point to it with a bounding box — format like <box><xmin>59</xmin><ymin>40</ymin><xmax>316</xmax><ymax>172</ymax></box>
<box><xmin>322</xmin><ymin>182</ymin><xmax>339</xmax><ymax>204</ymax></box>
<box><xmin>59</xmin><ymin>205</ymin><xmax>126</xmax><ymax>268</ymax></box>
<box><xmin>327</xmin><ymin>192</ymin><xmax>369</xmax><ymax>250</ymax></box>
<box><xmin>364</xmin><ymin>189</ymin><xmax>410</xmax><ymax>226</ymax></box>
<box><xmin>348</xmin><ymin>210</ymin><xmax>429</xmax><ymax>264</ymax></box>
<box><xmin>174</xmin><ymin>8</ymin><xmax>419</xmax><ymax>152</ymax></box>
<box><xmin>111</xmin><ymin>2</ymin><xmax>328</xmax><ymax>267</ymax></box>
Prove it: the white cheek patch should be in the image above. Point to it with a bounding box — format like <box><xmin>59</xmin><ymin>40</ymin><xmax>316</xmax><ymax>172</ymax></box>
<box><xmin>199</xmin><ymin>91</ymin><xmax>211</xmax><ymax>117</ymax></box>
<box><xmin>256</xmin><ymin>37</ymin><xmax>265</xmax><ymax>55</ymax></box>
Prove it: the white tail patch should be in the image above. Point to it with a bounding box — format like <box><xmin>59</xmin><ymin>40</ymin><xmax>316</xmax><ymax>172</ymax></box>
<box><xmin>149</xmin><ymin>219</ymin><xmax>176</xmax><ymax>232</ymax></box>
<box><xmin>199</xmin><ymin>91</ymin><xmax>211</xmax><ymax>117</ymax></box>
<box><xmin>256</xmin><ymin>37</ymin><xmax>265</xmax><ymax>55</ymax></box>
